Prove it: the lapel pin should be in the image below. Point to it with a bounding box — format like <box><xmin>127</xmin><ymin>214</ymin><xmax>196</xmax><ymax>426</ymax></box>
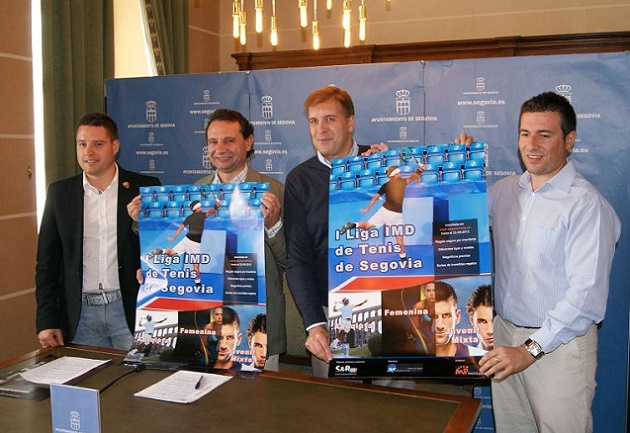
<box><xmin>122</xmin><ymin>182</ymin><xmax>130</xmax><ymax>189</ymax></box>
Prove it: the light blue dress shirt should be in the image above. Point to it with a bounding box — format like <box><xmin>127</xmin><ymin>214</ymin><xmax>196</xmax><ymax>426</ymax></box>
<box><xmin>489</xmin><ymin>160</ymin><xmax>621</xmax><ymax>353</ymax></box>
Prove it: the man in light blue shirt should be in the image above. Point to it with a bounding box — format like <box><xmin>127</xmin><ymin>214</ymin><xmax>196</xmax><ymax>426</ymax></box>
<box><xmin>478</xmin><ymin>92</ymin><xmax>621</xmax><ymax>432</ymax></box>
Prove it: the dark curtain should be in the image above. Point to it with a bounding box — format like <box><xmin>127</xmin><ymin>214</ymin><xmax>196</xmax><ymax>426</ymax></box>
<box><xmin>144</xmin><ymin>0</ymin><xmax>189</xmax><ymax>75</ymax></box>
<box><xmin>41</xmin><ymin>0</ymin><xmax>115</xmax><ymax>184</ymax></box>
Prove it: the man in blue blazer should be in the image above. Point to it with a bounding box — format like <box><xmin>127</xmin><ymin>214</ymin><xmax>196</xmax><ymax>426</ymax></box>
<box><xmin>36</xmin><ymin>112</ymin><xmax>160</xmax><ymax>350</ymax></box>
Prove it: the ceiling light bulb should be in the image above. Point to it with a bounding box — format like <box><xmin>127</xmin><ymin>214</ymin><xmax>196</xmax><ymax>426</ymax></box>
<box><xmin>359</xmin><ymin>3</ymin><xmax>366</xmax><ymax>41</ymax></box>
<box><xmin>232</xmin><ymin>1</ymin><xmax>241</xmax><ymax>38</ymax></box>
<box><xmin>312</xmin><ymin>20</ymin><xmax>320</xmax><ymax>50</ymax></box>
<box><xmin>270</xmin><ymin>15</ymin><xmax>278</xmax><ymax>46</ymax></box>
<box><xmin>342</xmin><ymin>0</ymin><xmax>352</xmax><ymax>30</ymax></box>
<box><xmin>240</xmin><ymin>11</ymin><xmax>247</xmax><ymax>45</ymax></box>
<box><xmin>299</xmin><ymin>1</ymin><xmax>308</xmax><ymax>28</ymax></box>
<box><xmin>255</xmin><ymin>0</ymin><xmax>264</xmax><ymax>33</ymax></box>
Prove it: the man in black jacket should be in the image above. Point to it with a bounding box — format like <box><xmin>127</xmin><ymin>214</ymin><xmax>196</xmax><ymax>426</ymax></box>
<box><xmin>36</xmin><ymin>112</ymin><xmax>160</xmax><ymax>350</ymax></box>
<box><xmin>284</xmin><ymin>86</ymin><xmax>382</xmax><ymax>377</ymax></box>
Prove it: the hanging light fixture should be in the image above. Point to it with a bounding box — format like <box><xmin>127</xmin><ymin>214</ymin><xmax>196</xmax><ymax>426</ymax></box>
<box><xmin>342</xmin><ymin>0</ymin><xmax>352</xmax><ymax>30</ymax></box>
<box><xmin>299</xmin><ymin>0</ymin><xmax>308</xmax><ymax>28</ymax></box>
<box><xmin>232</xmin><ymin>0</ymin><xmax>241</xmax><ymax>39</ymax></box>
<box><xmin>255</xmin><ymin>0</ymin><xmax>264</xmax><ymax>33</ymax></box>
<box><xmin>270</xmin><ymin>0</ymin><xmax>279</xmax><ymax>46</ymax></box>
<box><xmin>342</xmin><ymin>0</ymin><xmax>352</xmax><ymax>47</ymax></box>
<box><xmin>359</xmin><ymin>0</ymin><xmax>367</xmax><ymax>42</ymax></box>
<box><xmin>326</xmin><ymin>0</ymin><xmax>332</xmax><ymax>10</ymax></box>
<box><xmin>312</xmin><ymin>0</ymin><xmax>320</xmax><ymax>50</ymax></box>
<box><xmin>240</xmin><ymin>10</ymin><xmax>247</xmax><ymax>45</ymax></box>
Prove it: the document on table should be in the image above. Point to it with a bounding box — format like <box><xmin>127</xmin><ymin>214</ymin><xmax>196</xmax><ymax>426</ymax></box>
<box><xmin>19</xmin><ymin>357</ymin><xmax>110</xmax><ymax>385</ymax></box>
<box><xmin>134</xmin><ymin>370</ymin><xmax>231</xmax><ymax>404</ymax></box>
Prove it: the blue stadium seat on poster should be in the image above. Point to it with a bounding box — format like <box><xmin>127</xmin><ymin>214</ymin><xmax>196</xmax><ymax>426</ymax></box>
<box><xmin>330</xmin><ymin>174</ymin><xmax>341</xmax><ymax>191</ymax></box>
<box><xmin>238</xmin><ymin>182</ymin><xmax>253</xmax><ymax>196</ymax></box>
<box><xmin>464</xmin><ymin>159</ymin><xmax>485</xmax><ymax>180</ymax></box>
<box><xmin>385</xmin><ymin>149</ymin><xmax>401</xmax><ymax>167</ymax></box>
<box><xmin>421</xmin><ymin>163</ymin><xmax>439</xmax><ymax>184</ymax></box>
<box><xmin>347</xmin><ymin>156</ymin><xmax>365</xmax><ymax>173</ymax></box>
<box><xmin>358</xmin><ymin>169</ymin><xmax>376</xmax><ymax>187</ymax></box>
<box><xmin>447</xmin><ymin>143</ymin><xmax>466</xmax><ymax>163</ymax></box>
<box><xmin>442</xmin><ymin>161</ymin><xmax>461</xmax><ymax>182</ymax></box>
<box><xmin>165</xmin><ymin>201</ymin><xmax>181</xmax><ymax>218</ymax></box>
<box><xmin>340</xmin><ymin>172</ymin><xmax>357</xmax><ymax>190</ymax></box>
<box><xmin>469</xmin><ymin>141</ymin><xmax>486</xmax><ymax>162</ymax></box>
<box><xmin>253</xmin><ymin>183</ymin><xmax>269</xmax><ymax>200</ymax></box>
<box><xmin>188</xmin><ymin>185</ymin><xmax>202</xmax><ymax>201</ymax></box>
<box><xmin>154</xmin><ymin>186</ymin><xmax>170</xmax><ymax>204</ymax></box>
<box><xmin>148</xmin><ymin>202</ymin><xmax>163</xmax><ymax>219</ymax></box>
<box><xmin>331</xmin><ymin>159</ymin><xmax>346</xmax><ymax>176</ymax></box>
<box><xmin>140</xmin><ymin>187</ymin><xmax>156</xmax><ymax>204</ymax></box>
<box><xmin>172</xmin><ymin>185</ymin><xmax>187</xmax><ymax>202</ymax></box>
<box><xmin>426</xmin><ymin>145</ymin><xmax>446</xmax><ymax>165</ymax></box>
<box><xmin>365</xmin><ymin>154</ymin><xmax>383</xmax><ymax>169</ymax></box>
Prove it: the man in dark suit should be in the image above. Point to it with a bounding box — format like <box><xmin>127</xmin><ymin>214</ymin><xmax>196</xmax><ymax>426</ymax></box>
<box><xmin>284</xmin><ymin>85</ymin><xmax>387</xmax><ymax>378</ymax></box>
<box><xmin>36</xmin><ymin>112</ymin><xmax>160</xmax><ymax>350</ymax></box>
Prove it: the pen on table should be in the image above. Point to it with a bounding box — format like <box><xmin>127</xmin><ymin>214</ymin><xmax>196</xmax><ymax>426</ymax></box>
<box><xmin>195</xmin><ymin>375</ymin><xmax>204</xmax><ymax>390</ymax></box>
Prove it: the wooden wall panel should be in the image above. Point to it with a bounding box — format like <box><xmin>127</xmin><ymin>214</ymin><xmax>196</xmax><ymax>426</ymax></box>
<box><xmin>0</xmin><ymin>138</ymin><xmax>35</xmax><ymax>216</ymax></box>
<box><xmin>0</xmin><ymin>0</ymin><xmax>31</xmax><ymax>55</ymax></box>
<box><xmin>0</xmin><ymin>216</ymin><xmax>36</xmax><ymax>299</ymax></box>
<box><xmin>0</xmin><ymin>57</ymin><xmax>34</xmax><ymax>135</ymax></box>
<box><xmin>232</xmin><ymin>31</ymin><xmax>630</xmax><ymax>70</ymax></box>
<box><xmin>0</xmin><ymin>294</ymin><xmax>38</xmax><ymax>362</ymax></box>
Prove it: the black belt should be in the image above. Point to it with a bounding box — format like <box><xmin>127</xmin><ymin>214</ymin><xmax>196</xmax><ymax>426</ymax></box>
<box><xmin>83</xmin><ymin>290</ymin><xmax>122</xmax><ymax>306</ymax></box>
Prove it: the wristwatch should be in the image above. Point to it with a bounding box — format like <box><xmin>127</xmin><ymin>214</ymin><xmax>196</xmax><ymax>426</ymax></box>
<box><xmin>524</xmin><ymin>338</ymin><xmax>544</xmax><ymax>360</ymax></box>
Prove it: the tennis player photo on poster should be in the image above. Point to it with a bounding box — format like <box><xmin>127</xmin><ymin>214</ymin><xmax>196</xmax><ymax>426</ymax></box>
<box><xmin>327</xmin><ymin>144</ymin><xmax>493</xmax><ymax>379</ymax></box>
<box><xmin>124</xmin><ymin>182</ymin><xmax>269</xmax><ymax>372</ymax></box>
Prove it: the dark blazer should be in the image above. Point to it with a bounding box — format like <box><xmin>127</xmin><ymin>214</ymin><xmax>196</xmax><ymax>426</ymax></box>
<box><xmin>196</xmin><ymin>167</ymin><xmax>287</xmax><ymax>357</ymax></box>
<box><xmin>35</xmin><ymin>165</ymin><xmax>161</xmax><ymax>342</ymax></box>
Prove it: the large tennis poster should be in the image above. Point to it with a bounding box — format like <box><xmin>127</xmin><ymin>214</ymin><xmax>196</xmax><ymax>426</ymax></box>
<box><xmin>328</xmin><ymin>144</ymin><xmax>492</xmax><ymax>378</ymax></box>
<box><xmin>125</xmin><ymin>182</ymin><xmax>269</xmax><ymax>372</ymax></box>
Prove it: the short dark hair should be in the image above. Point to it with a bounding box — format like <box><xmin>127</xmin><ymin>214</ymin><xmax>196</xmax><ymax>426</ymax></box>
<box><xmin>434</xmin><ymin>281</ymin><xmax>458</xmax><ymax>304</ymax></box>
<box><xmin>465</xmin><ymin>285</ymin><xmax>492</xmax><ymax>319</ymax></box>
<box><xmin>303</xmin><ymin>85</ymin><xmax>355</xmax><ymax>118</ymax></box>
<box><xmin>76</xmin><ymin>112</ymin><xmax>119</xmax><ymax>141</ymax></box>
<box><xmin>519</xmin><ymin>92</ymin><xmax>576</xmax><ymax>138</ymax></box>
<box><xmin>205</xmin><ymin>109</ymin><xmax>255</xmax><ymax>158</ymax></box>
<box><xmin>221</xmin><ymin>306</ymin><xmax>240</xmax><ymax>328</ymax></box>
<box><xmin>246</xmin><ymin>313</ymin><xmax>267</xmax><ymax>340</ymax></box>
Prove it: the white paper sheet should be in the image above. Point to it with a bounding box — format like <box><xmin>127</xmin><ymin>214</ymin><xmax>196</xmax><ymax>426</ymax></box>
<box><xmin>19</xmin><ymin>356</ymin><xmax>110</xmax><ymax>385</ymax></box>
<box><xmin>134</xmin><ymin>370</ymin><xmax>231</xmax><ymax>404</ymax></box>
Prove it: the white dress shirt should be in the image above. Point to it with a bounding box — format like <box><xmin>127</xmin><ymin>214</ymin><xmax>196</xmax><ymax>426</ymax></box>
<box><xmin>82</xmin><ymin>166</ymin><xmax>120</xmax><ymax>293</ymax></box>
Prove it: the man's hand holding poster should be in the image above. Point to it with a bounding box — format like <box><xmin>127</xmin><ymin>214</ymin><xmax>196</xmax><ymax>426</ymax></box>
<box><xmin>328</xmin><ymin>143</ymin><xmax>492</xmax><ymax>378</ymax></box>
<box><xmin>126</xmin><ymin>182</ymin><xmax>269</xmax><ymax>373</ymax></box>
